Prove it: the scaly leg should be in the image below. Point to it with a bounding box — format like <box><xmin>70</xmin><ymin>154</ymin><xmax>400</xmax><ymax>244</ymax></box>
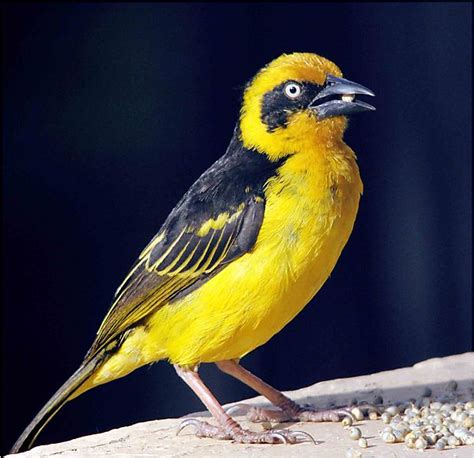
<box><xmin>216</xmin><ymin>360</ymin><xmax>354</xmax><ymax>423</ymax></box>
<box><xmin>174</xmin><ymin>365</ymin><xmax>315</xmax><ymax>444</ymax></box>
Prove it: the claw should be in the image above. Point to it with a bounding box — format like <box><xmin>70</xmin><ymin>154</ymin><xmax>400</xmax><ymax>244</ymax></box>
<box><xmin>271</xmin><ymin>431</ymin><xmax>288</xmax><ymax>444</ymax></box>
<box><xmin>292</xmin><ymin>431</ymin><xmax>317</xmax><ymax>445</ymax></box>
<box><xmin>176</xmin><ymin>418</ymin><xmax>201</xmax><ymax>436</ymax></box>
<box><xmin>334</xmin><ymin>409</ymin><xmax>356</xmax><ymax>422</ymax></box>
<box><xmin>225</xmin><ymin>403</ymin><xmax>251</xmax><ymax>416</ymax></box>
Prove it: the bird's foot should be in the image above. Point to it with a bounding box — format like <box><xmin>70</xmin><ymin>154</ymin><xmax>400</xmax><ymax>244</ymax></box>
<box><xmin>227</xmin><ymin>403</ymin><xmax>359</xmax><ymax>423</ymax></box>
<box><xmin>177</xmin><ymin>418</ymin><xmax>317</xmax><ymax>444</ymax></box>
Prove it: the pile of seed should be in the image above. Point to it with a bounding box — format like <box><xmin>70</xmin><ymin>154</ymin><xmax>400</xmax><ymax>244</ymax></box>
<box><xmin>344</xmin><ymin>398</ymin><xmax>474</xmax><ymax>451</ymax></box>
<box><xmin>378</xmin><ymin>400</ymin><xmax>474</xmax><ymax>450</ymax></box>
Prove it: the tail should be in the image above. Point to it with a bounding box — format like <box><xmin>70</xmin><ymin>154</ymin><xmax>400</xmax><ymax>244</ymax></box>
<box><xmin>10</xmin><ymin>353</ymin><xmax>105</xmax><ymax>454</ymax></box>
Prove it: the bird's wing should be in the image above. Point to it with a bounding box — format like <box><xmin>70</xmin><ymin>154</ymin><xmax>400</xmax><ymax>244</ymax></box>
<box><xmin>84</xmin><ymin>133</ymin><xmax>281</xmax><ymax>359</ymax></box>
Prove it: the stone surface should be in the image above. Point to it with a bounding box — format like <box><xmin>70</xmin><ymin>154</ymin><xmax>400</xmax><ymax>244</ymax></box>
<box><xmin>8</xmin><ymin>353</ymin><xmax>474</xmax><ymax>457</ymax></box>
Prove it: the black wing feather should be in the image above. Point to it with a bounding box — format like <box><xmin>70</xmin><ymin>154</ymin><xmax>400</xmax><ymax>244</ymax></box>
<box><xmin>86</xmin><ymin>127</ymin><xmax>287</xmax><ymax>359</ymax></box>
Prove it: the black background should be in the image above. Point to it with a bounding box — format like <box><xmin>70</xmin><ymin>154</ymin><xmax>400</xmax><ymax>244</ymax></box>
<box><xmin>2</xmin><ymin>3</ymin><xmax>472</xmax><ymax>454</ymax></box>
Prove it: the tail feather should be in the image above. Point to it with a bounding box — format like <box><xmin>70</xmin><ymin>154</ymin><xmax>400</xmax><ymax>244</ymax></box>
<box><xmin>10</xmin><ymin>354</ymin><xmax>104</xmax><ymax>454</ymax></box>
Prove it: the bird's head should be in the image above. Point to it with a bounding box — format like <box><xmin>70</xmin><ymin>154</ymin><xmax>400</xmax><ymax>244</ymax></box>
<box><xmin>239</xmin><ymin>53</ymin><xmax>375</xmax><ymax>159</ymax></box>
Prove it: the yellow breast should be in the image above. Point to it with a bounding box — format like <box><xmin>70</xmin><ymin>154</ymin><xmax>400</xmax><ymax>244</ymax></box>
<box><xmin>139</xmin><ymin>143</ymin><xmax>363</xmax><ymax>365</ymax></box>
<box><xmin>88</xmin><ymin>142</ymin><xmax>363</xmax><ymax>389</ymax></box>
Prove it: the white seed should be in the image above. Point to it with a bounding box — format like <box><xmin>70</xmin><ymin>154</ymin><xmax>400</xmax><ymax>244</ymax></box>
<box><xmin>385</xmin><ymin>405</ymin><xmax>399</xmax><ymax>416</ymax></box>
<box><xmin>345</xmin><ymin>448</ymin><xmax>362</xmax><ymax>458</ymax></box>
<box><xmin>465</xmin><ymin>434</ymin><xmax>474</xmax><ymax>445</ymax></box>
<box><xmin>448</xmin><ymin>435</ymin><xmax>461</xmax><ymax>446</ymax></box>
<box><xmin>342</xmin><ymin>94</ymin><xmax>355</xmax><ymax>103</ymax></box>
<box><xmin>342</xmin><ymin>416</ymin><xmax>353</xmax><ymax>427</ymax></box>
<box><xmin>381</xmin><ymin>431</ymin><xmax>396</xmax><ymax>443</ymax></box>
<box><xmin>368</xmin><ymin>410</ymin><xmax>378</xmax><ymax>420</ymax></box>
<box><xmin>454</xmin><ymin>427</ymin><xmax>468</xmax><ymax>438</ymax></box>
<box><xmin>404</xmin><ymin>435</ymin><xmax>416</xmax><ymax>448</ymax></box>
<box><xmin>351</xmin><ymin>407</ymin><xmax>364</xmax><ymax>421</ymax></box>
<box><xmin>430</xmin><ymin>402</ymin><xmax>442</xmax><ymax>410</ymax></box>
<box><xmin>463</xmin><ymin>417</ymin><xmax>474</xmax><ymax>428</ymax></box>
<box><xmin>349</xmin><ymin>427</ymin><xmax>362</xmax><ymax>440</ymax></box>
<box><xmin>395</xmin><ymin>421</ymin><xmax>409</xmax><ymax>430</ymax></box>
<box><xmin>465</xmin><ymin>401</ymin><xmax>474</xmax><ymax>410</ymax></box>
<box><xmin>415</xmin><ymin>437</ymin><xmax>428</xmax><ymax>449</ymax></box>
<box><xmin>392</xmin><ymin>429</ymin><xmax>405</xmax><ymax>442</ymax></box>
<box><xmin>358</xmin><ymin>437</ymin><xmax>368</xmax><ymax>448</ymax></box>
<box><xmin>381</xmin><ymin>412</ymin><xmax>392</xmax><ymax>424</ymax></box>
<box><xmin>435</xmin><ymin>439</ymin><xmax>446</xmax><ymax>450</ymax></box>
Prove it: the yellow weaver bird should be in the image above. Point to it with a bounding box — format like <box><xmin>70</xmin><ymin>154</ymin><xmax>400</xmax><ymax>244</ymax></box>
<box><xmin>12</xmin><ymin>52</ymin><xmax>374</xmax><ymax>452</ymax></box>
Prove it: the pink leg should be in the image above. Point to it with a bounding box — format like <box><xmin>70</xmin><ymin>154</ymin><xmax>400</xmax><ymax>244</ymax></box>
<box><xmin>174</xmin><ymin>365</ymin><xmax>315</xmax><ymax>444</ymax></box>
<box><xmin>216</xmin><ymin>360</ymin><xmax>354</xmax><ymax>423</ymax></box>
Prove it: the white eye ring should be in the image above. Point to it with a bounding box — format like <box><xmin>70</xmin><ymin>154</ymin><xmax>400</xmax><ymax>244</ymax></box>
<box><xmin>284</xmin><ymin>82</ymin><xmax>302</xmax><ymax>99</ymax></box>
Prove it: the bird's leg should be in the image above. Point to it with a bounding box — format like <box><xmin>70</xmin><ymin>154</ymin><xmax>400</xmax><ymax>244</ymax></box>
<box><xmin>174</xmin><ymin>365</ymin><xmax>315</xmax><ymax>444</ymax></box>
<box><xmin>216</xmin><ymin>360</ymin><xmax>353</xmax><ymax>423</ymax></box>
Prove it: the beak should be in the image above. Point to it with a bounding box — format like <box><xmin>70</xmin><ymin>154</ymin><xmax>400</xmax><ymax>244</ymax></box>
<box><xmin>309</xmin><ymin>75</ymin><xmax>375</xmax><ymax>120</ymax></box>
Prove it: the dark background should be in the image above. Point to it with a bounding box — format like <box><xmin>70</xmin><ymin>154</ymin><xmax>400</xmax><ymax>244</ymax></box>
<box><xmin>2</xmin><ymin>2</ymin><xmax>472</xmax><ymax>454</ymax></box>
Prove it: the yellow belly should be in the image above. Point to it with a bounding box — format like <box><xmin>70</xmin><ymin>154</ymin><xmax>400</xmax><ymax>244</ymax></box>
<box><xmin>87</xmin><ymin>147</ymin><xmax>362</xmax><ymax>387</ymax></box>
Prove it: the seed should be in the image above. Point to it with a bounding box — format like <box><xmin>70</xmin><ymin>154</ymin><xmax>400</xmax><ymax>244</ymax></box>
<box><xmin>349</xmin><ymin>427</ymin><xmax>362</xmax><ymax>440</ymax></box>
<box><xmin>464</xmin><ymin>417</ymin><xmax>474</xmax><ymax>428</ymax></box>
<box><xmin>345</xmin><ymin>448</ymin><xmax>362</xmax><ymax>458</ymax></box>
<box><xmin>465</xmin><ymin>401</ymin><xmax>474</xmax><ymax>410</ymax></box>
<box><xmin>465</xmin><ymin>434</ymin><xmax>474</xmax><ymax>446</ymax></box>
<box><xmin>459</xmin><ymin>433</ymin><xmax>470</xmax><ymax>445</ymax></box>
<box><xmin>440</xmin><ymin>426</ymin><xmax>450</xmax><ymax>436</ymax></box>
<box><xmin>351</xmin><ymin>407</ymin><xmax>364</xmax><ymax>421</ymax></box>
<box><xmin>426</xmin><ymin>433</ymin><xmax>437</xmax><ymax>445</ymax></box>
<box><xmin>454</xmin><ymin>427</ymin><xmax>468</xmax><ymax>438</ymax></box>
<box><xmin>381</xmin><ymin>431</ymin><xmax>396</xmax><ymax>443</ymax></box>
<box><xmin>415</xmin><ymin>437</ymin><xmax>428</xmax><ymax>449</ymax></box>
<box><xmin>381</xmin><ymin>412</ymin><xmax>392</xmax><ymax>424</ymax></box>
<box><xmin>358</xmin><ymin>438</ymin><xmax>368</xmax><ymax>448</ymax></box>
<box><xmin>430</xmin><ymin>402</ymin><xmax>442</xmax><ymax>410</ymax></box>
<box><xmin>342</xmin><ymin>416</ymin><xmax>353</xmax><ymax>427</ymax></box>
<box><xmin>392</xmin><ymin>429</ymin><xmax>405</xmax><ymax>442</ymax></box>
<box><xmin>390</xmin><ymin>412</ymin><xmax>404</xmax><ymax>426</ymax></box>
<box><xmin>395</xmin><ymin>421</ymin><xmax>410</xmax><ymax>436</ymax></box>
<box><xmin>409</xmin><ymin>421</ymin><xmax>422</xmax><ymax>431</ymax></box>
<box><xmin>448</xmin><ymin>435</ymin><xmax>461</xmax><ymax>446</ymax></box>
<box><xmin>368</xmin><ymin>410</ymin><xmax>378</xmax><ymax>420</ymax></box>
<box><xmin>404</xmin><ymin>435</ymin><xmax>416</xmax><ymax>448</ymax></box>
<box><xmin>385</xmin><ymin>406</ymin><xmax>399</xmax><ymax>416</ymax></box>
<box><xmin>440</xmin><ymin>404</ymin><xmax>453</xmax><ymax>414</ymax></box>
<box><xmin>435</xmin><ymin>439</ymin><xmax>446</xmax><ymax>450</ymax></box>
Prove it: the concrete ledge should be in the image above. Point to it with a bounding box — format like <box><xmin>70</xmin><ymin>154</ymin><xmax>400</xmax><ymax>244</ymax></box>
<box><xmin>9</xmin><ymin>353</ymin><xmax>474</xmax><ymax>457</ymax></box>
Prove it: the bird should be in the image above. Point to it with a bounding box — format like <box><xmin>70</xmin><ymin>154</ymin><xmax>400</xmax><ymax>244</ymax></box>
<box><xmin>11</xmin><ymin>52</ymin><xmax>375</xmax><ymax>452</ymax></box>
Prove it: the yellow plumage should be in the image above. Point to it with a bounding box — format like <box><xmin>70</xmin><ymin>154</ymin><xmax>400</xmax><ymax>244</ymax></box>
<box><xmin>84</xmin><ymin>53</ymin><xmax>362</xmax><ymax>384</ymax></box>
<box><xmin>12</xmin><ymin>52</ymin><xmax>373</xmax><ymax>452</ymax></box>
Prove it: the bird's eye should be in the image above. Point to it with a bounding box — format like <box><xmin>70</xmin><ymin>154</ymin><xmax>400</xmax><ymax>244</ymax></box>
<box><xmin>284</xmin><ymin>82</ymin><xmax>302</xmax><ymax>99</ymax></box>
